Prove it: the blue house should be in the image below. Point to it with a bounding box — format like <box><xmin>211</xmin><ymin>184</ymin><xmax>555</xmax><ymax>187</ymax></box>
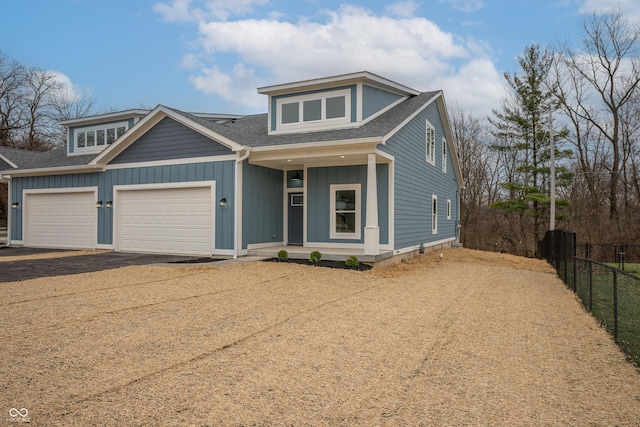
<box><xmin>0</xmin><ymin>71</ymin><xmax>463</xmax><ymax>263</ymax></box>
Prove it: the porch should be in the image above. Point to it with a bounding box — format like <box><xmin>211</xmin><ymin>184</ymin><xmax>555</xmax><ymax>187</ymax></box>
<box><xmin>247</xmin><ymin>245</ymin><xmax>394</xmax><ymax>264</ymax></box>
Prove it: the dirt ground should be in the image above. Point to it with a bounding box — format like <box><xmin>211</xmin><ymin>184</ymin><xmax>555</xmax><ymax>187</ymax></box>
<box><xmin>1</xmin><ymin>248</ymin><xmax>639</xmax><ymax>426</ymax></box>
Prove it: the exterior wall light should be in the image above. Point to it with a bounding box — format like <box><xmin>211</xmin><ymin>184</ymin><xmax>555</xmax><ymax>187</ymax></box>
<box><xmin>219</xmin><ymin>198</ymin><xmax>227</xmax><ymax>208</ymax></box>
<box><xmin>11</xmin><ymin>202</ymin><xmax>19</xmax><ymax>209</ymax></box>
<box><xmin>105</xmin><ymin>201</ymin><xmax>113</xmax><ymax>208</ymax></box>
<box><xmin>96</xmin><ymin>201</ymin><xmax>103</xmax><ymax>208</ymax></box>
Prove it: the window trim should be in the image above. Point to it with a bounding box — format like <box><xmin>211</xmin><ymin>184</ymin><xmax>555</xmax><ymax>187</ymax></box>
<box><xmin>426</xmin><ymin>120</ymin><xmax>436</xmax><ymax>165</ymax></box>
<box><xmin>330</xmin><ymin>183</ymin><xmax>361</xmax><ymax>240</ymax></box>
<box><xmin>73</xmin><ymin>121</ymin><xmax>129</xmax><ymax>154</ymax></box>
<box><xmin>442</xmin><ymin>137</ymin><xmax>447</xmax><ymax>173</ymax></box>
<box><xmin>276</xmin><ymin>89</ymin><xmax>351</xmax><ymax>132</ymax></box>
<box><xmin>432</xmin><ymin>195</ymin><xmax>438</xmax><ymax>234</ymax></box>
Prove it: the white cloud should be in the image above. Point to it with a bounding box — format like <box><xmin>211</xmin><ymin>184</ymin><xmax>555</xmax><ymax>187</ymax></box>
<box><xmin>157</xmin><ymin>2</ymin><xmax>504</xmax><ymax>116</ymax></box>
<box><xmin>577</xmin><ymin>0</ymin><xmax>640</xmax><ymax>22</ymax></box>
<box><xmin>154</xmin><ymin>0</ymin><xmax>269</xmax><ymax>22</ymax></box>
<box><xmin>439</xmin><ymin>0</ymin><xmax>485</xmax><ymax>13</ymax></box>
<box><xmin>50</xmin><ymin>71</ymin><xmax>91</xmax><ymax>102</ymax></box>
<box><xmin>385</xmin><ymin>0</ymin><xmax>420</xmax><ymax>18</ymax></box>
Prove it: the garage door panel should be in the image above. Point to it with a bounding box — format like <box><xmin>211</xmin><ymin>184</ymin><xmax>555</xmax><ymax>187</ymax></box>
<box><xmin>25</xmin><ymin>191</ymin><xmax>96</xmax><ymax>249</ymax></box>
<box><xmin>116</xmin><ymin>186</ymin><xmax>214</xmax><ymax>256</ymax></box>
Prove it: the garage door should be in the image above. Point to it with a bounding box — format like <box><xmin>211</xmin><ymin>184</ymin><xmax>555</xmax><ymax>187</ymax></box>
<box><xmin>25</xmin><ymin>191</ymin><xmax>96</xmax><ymax>249</ymax></box>
<box><xmin>116</xmin><ymin>186</ymin><xmax>214</xmax><ymax>256</ymax></box>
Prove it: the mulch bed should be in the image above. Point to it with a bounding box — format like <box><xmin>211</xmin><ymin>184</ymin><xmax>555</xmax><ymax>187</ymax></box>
<box><xmin>264</xmin><ymin>257</ymin><xmax>373</xmax><ymax>271</ymax></box>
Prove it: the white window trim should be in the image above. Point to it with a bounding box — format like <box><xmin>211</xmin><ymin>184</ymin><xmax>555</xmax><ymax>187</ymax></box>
<box><xmin>432</xmin><ymin>195</ymin><xmax>438</xmax><ymax>234</ymax></box>
<box><xmin>447</xmin><ymin>199</ymin><xmax>451</xmax><ymax>220</ymax></box>
<box><xmin>72</xmin><ymin>121</ymin><xmax>129</xmax><ymax>155</ymax></box>
<box><xmin>276</xmin><ymin>89</ymin><xmax>351</xmax><ymax>133</ymax></box>
<box><xmin>442</xmin><ymin>137</ymin><xmax>447</xmax><ymax>173</ymax></box>
<box><xmin>330</xmin><ymin>183</ymin><xmax>361</xmax><ymax>240</ymax></box>
<box><xmin>426</xmin><ymin>120</ymin><xmax>436</xmax><ymax>165</ymax></box>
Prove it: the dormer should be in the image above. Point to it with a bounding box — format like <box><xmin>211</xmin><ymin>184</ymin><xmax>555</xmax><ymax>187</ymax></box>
<box><xmin>61</xmin><ymin>109</ymin><xmax>149</xmax><ymax>156</ymax></box>
<box><xmin>257</xmin><ymin>71</ymin><xmax>420</xmax><ymax>135</ymax></box>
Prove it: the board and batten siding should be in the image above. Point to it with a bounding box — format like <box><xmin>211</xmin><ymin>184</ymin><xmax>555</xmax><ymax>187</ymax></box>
<box><xmin>242</xmin><ymin>163</ymin><xmax>283</xmax><ymax>248</ymax></box>
<box><xmin>306</xmin><ymin>164</ymin><xmax>389</xmax><ymax>245</ymax></box>
<box><xmin>379</xmin><ymin>100</ymin><xmax>460</xmax><ymax>251</ymax></box>
<box><xmin>10</xmin><ymin>160</ymin><xmax>236</xmax><ymax>249</ymax></box>
<box><xmin>109</xmin><ymin>117</ymin><xmax>233</xmax><ymax>164</ymax></box>
<box><xmin>362</xmin><ymin>85</ymin><xmax>403</xmax><ymax>120</ymax></box>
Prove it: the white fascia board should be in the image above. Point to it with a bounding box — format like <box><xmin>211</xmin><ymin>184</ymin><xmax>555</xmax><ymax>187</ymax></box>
<box><xmin>59</xmin><ymin>109</ymin><xmax>150</xmax><ymax>126</ymax></box>
<box><xmin>0</xmin><ymin>154</ymin><xmax>18</xmax><ymax>169</ymax></box>
<box><xmin>436</xmin><ymin>95</ymin><xmax>465</xmax><ymax>191</ymax></box>
<box><xmin>258</xmin><ymin>71</ymin><xmax>419</xmax><ymax>96</ymax></box>
<box><xmin>90</xmin><ymin>105</ymin><xmax>244</xmax><ymax>166</ymax></box>
<box><xmin>1</xmin><ymin>164</ymin><xmax>104</xmax><ymax>178</ymax></box>
<box><xmin>250</xmin><ymin>137</ymin><xmax>382</xmax><ymax>153</ymax></box>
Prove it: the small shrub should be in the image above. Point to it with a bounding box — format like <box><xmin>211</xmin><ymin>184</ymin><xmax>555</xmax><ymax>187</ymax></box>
<box><xmin>309</xmin><ymin>250</ymin><xmax>322</xmax><ymax>264</ymax></box>
<box><xmin>277</xmin><ymin>250</ymin><xmax>288</xmax><ymax>262</ymax></box>
<box><xmin>345</xmin><ymin>255</ymin><xmax>359</xmax><ymax>268</ymax></box>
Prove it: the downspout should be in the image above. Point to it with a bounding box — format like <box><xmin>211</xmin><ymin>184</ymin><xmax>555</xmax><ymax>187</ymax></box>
<box><xmin>233</xmin><ymin>148</ymin><xmax>250</xmax><ymax>259</ymax></box>
<box><xmin>3</xmin><ymin>175</ymin><xmax>11</xmax><ymax>247</ymax></box>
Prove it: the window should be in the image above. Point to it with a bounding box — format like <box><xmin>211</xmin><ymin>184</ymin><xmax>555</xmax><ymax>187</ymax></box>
<box><xmin>330</xmin><ymin>184</ymin><xmax>361</xmax><ymax>240</ymax></box>
<box><xmin>447</xmin><ymin>199</ymin><xmax>451</xmax><ymax>220</ymax></box>
<box><xmin>74</xmin><ymin>121</ymin><xmax>129</xmax><ymax>153</ymax></box>
<box><xmin>426</xmin><ymin>121</ymin><xmax>436</xmax><ymax>165</ymax></box>
<box><xmin>442</xmin><ymin>137</ymin><xmax>447</xmax><ymax>173</ymax></box>
<box><xmin>276</xmin><ymin>89</ymin><xmax>350</xmax><ymax>132</ymax></box>
<box><xmin>432</xmin><ymin>195</ymin><xmax>438</xmax><ymax>234</ymax></box>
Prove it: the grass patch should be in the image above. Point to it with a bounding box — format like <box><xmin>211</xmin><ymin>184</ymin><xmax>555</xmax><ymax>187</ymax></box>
<box><xmin>605</xmin><ymin>262</ymin><xmax>640</xmax><ymax>275</ymax></box>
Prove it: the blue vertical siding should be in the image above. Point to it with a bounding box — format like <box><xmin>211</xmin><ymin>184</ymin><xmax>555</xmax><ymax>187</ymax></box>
<box><xmin>242</xmin><ymin>163</ymin><xmax>283</xmax><ymax>248</ymax></box>
<box><xmin>379</xmin><ymin>100</ymin><xmax>459</xmax><ymax>250</ymax></box>
<box><xmin>306</xmin><ymin>164</ymin><xmax>389</xmax><ymax>245</ymax></box>
<box><xmin>10</xmin><ymin>160</ymin><xmax>236</xmax><ymax>249</ymax></box>
<box><xmin>362</xmin><ymin>85</ymin><xmax>403</xmax><ymax>119</ymax></box>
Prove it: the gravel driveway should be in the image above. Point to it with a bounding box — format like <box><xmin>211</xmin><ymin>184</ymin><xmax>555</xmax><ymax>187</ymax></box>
<box><xmin>1</xmin><ymin>248</ymin><xmax>639</xmax><ymax>426</ymax></box>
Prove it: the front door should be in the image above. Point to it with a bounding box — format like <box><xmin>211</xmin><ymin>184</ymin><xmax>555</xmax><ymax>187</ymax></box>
<box><xmin>288</xmin><ymin>192</ymin><xmax>303</xmax><ymax>245</ymax></box>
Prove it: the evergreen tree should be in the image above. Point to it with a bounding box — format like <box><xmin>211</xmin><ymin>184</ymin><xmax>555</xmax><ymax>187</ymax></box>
<box><xmin>489</xmin><ymin>45</ymin><xmax>571</xmax><ymax>248</ymax></box>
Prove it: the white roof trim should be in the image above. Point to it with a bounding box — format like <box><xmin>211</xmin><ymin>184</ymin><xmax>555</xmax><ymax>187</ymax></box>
<box><xmin>0</xmin><ymin>153</ymin><xmax>18</xmax><ymax>169</ymax></box>
<box><xmin>249</xmin><ymin>136</ymin><xmax>383</xmax><ymax>152</ymax></box>
<box><xmin>0</xmin><ymin>164</ymin><xmax>103</xmax><ymax>178</ymax></box>
<box><xmin>90</xmin><ymin>105</ymin><xmax>244</xmax><ymax>166</ymax></box>
<box><xmin>59</xmin><ymin>109</ymin><xmax>150</xmax><ymax>126</ymax></box>
<box><xmin>257</xmin><ymin>71</ymin><xmax>420</xmax><ymax>96</ymax></box>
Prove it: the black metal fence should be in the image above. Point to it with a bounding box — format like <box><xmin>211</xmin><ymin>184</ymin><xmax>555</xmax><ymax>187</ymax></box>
<box><xmin>540</xmin><ymin>230</ymin><xmax>640</xmax><ymax>367</ymax></box>
<box><xmin>576</xmin><ymin>243</ymin><xmax>640</xmax><ymax>270</ymax></box>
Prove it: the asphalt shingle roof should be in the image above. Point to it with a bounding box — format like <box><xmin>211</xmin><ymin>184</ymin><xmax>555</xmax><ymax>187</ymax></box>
<box><xmin>1</xmin><ymin>90</ymin><xmax>440</xmax><ymax>172</ymax></box>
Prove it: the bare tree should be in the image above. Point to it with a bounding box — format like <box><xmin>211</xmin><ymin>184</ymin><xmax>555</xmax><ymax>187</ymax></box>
<box><xmin>0</xmin><ymin>52</ymin><xmax>25</xmax><ymax>147</ymax></box>
<box><xmin>556</xmin><ymin>10</ymin><xmax>640</xmax><ymax>226</ymax></box>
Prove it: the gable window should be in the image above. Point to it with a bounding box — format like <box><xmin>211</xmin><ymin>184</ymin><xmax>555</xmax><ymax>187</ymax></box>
<box><xmin>442</xmin><ymin>137</ymin><xmax>447</xmax><ymax>173</ymax></box>
<box><xmin>276</xmin><ymin>89</ymin><xmax>350</xmax><ymax>132</ymax></box>
<box><xmin>432</xmin><ymin>195</ymin><xmax>438</xmax><ymax>234</ymax></box>
<box><xmin>330</xmin><ymin>184</ymin><xmax>361</xmax><ymax>240</ymax></box>
<box><xmin>447</xmin><ymin>199</ymin><xmax>451</xmax><ymax>220</ymax></box>
<box><xmin>426</xmin><ymin>121</ymin><xmax>436</xmax><ymax>165</ymax></box>
<box><xmin>74</xmin><ymin>122</ymin><xmax>128</xmax><ymax>154</ymax></box>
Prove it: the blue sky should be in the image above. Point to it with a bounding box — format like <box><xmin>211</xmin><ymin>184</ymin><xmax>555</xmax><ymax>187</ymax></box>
<box><xmin>2</xmin><ymin>0</ymin><xmax>639</xmax><ymax>117</ymax></box>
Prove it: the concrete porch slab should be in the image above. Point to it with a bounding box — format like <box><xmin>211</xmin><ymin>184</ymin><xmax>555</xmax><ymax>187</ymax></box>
<box><xmin>247</xmin><ymin>245</ymin><xmax>393</xmax><ymax>263</ymax></box>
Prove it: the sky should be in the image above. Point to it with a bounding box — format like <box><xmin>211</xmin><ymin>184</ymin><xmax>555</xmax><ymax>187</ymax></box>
<box><xmin>2</xmin><ymin>0</ymin><xmax>639</xmax><ymax>118</ymax></box>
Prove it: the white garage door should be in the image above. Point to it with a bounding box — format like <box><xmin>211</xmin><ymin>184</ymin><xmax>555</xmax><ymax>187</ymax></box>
<box><xmin>116</xmin><ymin>186</ymin><xmax>214</xmax><ymax>256</ymax></box>
<box><xmin>25</xmin><ymin>191</ymin><xmax>96</xmax><ymax>249</ymax></box>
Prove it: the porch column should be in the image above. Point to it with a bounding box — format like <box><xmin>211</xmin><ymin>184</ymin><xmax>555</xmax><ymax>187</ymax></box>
<box><xmin>364</xmin><ymin>153</ymin><xmax>379</xmax><ymax>255</ymax></box>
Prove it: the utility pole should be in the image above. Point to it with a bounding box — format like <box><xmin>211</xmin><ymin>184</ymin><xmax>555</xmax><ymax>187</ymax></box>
<box><xmin>549</xmin><ymin>110</ymin><xmax>555</xmax><ymax>231</ymax></box>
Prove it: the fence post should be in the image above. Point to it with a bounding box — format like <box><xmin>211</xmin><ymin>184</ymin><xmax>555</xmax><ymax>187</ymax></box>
<box><xmin>613</xmin><ymin>270</ymin><xmax>618</xmax><ymax>343</ymax></box>
<box><xmin>585</xmin><ymin>242</ymin><xmax>590</xmax><ymax>260</ymax></box>
<box><xmin>572</xmin><ymin>232</ymin><xmax>577</xmax><ymax>292</ymax></box>
<box><xmin>587</xmin><ymin>259</ymin><xmax>593</xmax><ymax>313</ymax></box>
<box><xmin>620</xmin><ymin>244</ymin><xmax>625</xmax><ymax>271</ymax></box>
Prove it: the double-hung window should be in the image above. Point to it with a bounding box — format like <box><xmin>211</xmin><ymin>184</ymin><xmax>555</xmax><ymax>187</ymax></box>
<box><xmin>426</xmin><ymin>121</ymin><xmax>436</xmax><ymax>165</ymax></box>
<box><xmin>432</xmin><ymin>195</ymin><xmax>438</xmax><ymax>234</ymax></box>
<box><xmin>442</xmin><ymin>137</ymin><xmax>447</xmax><ymax>173</ymax></box>
<box><xmin>330</xmin><ymin>184</ymin><xmax>361</xmax><ymax>240</ymax></box>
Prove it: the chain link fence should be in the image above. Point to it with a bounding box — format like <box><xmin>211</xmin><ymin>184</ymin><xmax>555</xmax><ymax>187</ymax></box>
<box><xmin>540</xmin><ymin>230</ymin><xmax>640</xmax><ymax>367</ymax></box>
